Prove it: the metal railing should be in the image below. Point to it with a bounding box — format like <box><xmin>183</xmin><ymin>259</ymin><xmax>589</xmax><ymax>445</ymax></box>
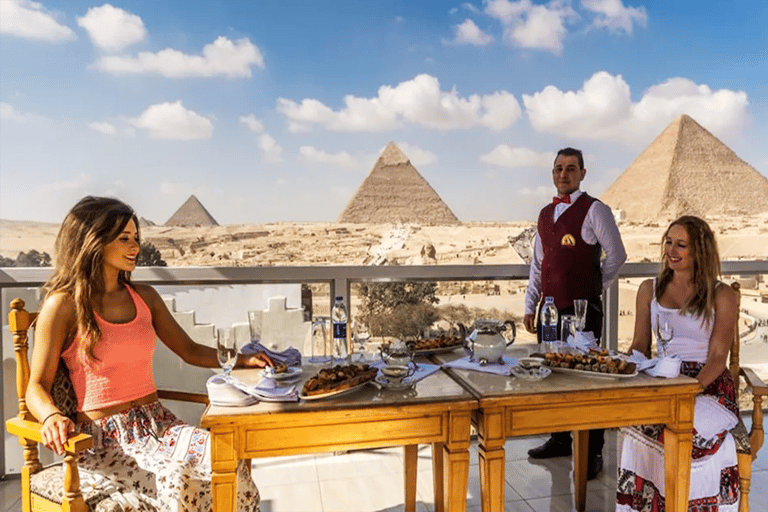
<box><xmin>2</xmin><ymin>260</ymin><xmax>766</xmax><ymax>346</ymax></box>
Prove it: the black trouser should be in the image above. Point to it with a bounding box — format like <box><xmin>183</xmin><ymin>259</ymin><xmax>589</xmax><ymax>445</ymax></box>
<box><xmin>536</xmin><ymin>298</ymin><xmax>605</xmax><ymax>456</ymax></box>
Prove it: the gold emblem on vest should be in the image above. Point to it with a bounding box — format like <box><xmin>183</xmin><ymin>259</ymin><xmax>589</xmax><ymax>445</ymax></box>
<box><xmin>561</xmin><ymin>234</ymin><xmax>576</xmax><ymax>247</ymax></box>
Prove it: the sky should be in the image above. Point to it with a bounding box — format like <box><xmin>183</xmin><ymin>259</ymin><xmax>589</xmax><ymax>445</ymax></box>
<box><xmin>1</xmin><ymin>0</ymin><xmax>766</xmax><ymax>225</ymax></box>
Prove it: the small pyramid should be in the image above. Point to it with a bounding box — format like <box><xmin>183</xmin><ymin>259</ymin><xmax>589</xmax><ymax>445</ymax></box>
<box><xmin>338</xmin><ymin>142</ymin><xmax>460</xmax><ymax>225</ymax></box>
<box><xmin>601</xmin><ymin>114</ymin><xmax>768</xmax><ymax>222</ymax></box>
<box><xmin>165</xmin><ymin>195</ymin><xmax>219</xmax><ymax>227</ymax></box>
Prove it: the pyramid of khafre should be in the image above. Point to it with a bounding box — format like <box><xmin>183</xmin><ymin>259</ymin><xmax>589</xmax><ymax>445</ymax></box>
<box><xmin>338</xmin><ymin>142</ymin><xmax>460</xmax><ymax>225</ymax></box>
<box><xmin>165</xmin><ymin>195</ymin><xmax>219</xmax><ymax>227</ymax></box>
<box><xmin>601</xmin><ymin>114</ymin><xmax>768</xmax><ymax>222</ymax></box>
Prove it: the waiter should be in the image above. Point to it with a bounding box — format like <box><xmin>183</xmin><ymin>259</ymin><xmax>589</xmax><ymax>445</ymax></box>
<box><xmin>523</xmin><ymin>147</ymin><xmax>626</xmax><ymax>480</ymax></box>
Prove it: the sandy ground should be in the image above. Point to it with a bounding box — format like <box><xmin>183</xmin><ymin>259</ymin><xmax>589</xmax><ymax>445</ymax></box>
<box><xmin>3</xmin><ymin>213</ymin><xmax>768</xmax><ymax>267</ymax></box>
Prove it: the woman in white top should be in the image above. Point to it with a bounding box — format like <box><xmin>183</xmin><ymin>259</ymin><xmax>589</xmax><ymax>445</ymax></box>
<box><xmin>617</xmin><ymin>215</ymin><xmax>740</xmax><ymax>511</ymax></box>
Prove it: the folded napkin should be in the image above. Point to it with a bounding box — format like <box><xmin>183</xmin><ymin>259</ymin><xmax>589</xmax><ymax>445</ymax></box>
<box><xmin>240</xmin><ymin>341</ymin><xmax>302</xmax><ymax>367</ymax></box>
<box><xmin>627</xmin><ymin>350</ymin><xmax>681</xmax><ymax>378</ymax></box>
<box><xmin>206</xmin><ymin>374</ymin><xmax>299</xmax><ymax>406</ymax></box>
<box><xmin>565</xmin><ymin>331</ymin><xmax>599</xmax><ymax>353</ymax></box>
<box><xmin>443</xmin><ymin>355</ymin><xmax>518</xmax><ymax>376</ymax></box>
<box><xmin>370</xmin><ymin>361</ymin><xmax>441</xmax><ymax>385</ymax></box>
<box><xmin>694</xmin><ymin>395</ymin><xmax>738</xmax><ymax>440</ymax></box>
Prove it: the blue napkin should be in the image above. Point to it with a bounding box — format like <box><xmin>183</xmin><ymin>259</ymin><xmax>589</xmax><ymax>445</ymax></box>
<box><xmin>240</xmin><ymin>341</ymin><xmax>302</xmax><ymax>367</ymax></box>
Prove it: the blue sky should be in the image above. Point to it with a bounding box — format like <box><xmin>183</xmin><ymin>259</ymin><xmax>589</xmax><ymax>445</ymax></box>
<box><xmin>1</xmin><ymin>0</ymin><xmax>766</xmax><ymax>224</ymax></box>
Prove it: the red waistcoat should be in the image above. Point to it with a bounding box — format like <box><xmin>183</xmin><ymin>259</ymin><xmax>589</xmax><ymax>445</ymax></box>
<box><xmin>538</xmin><ymin>193</ymin><xmax>602</xmax><ymax>310</ymax></box>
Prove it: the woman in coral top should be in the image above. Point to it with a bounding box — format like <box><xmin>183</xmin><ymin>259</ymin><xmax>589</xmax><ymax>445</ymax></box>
<box><xmin>27</xmin><ymin>196</ymin><xmax>274</xmax><ymax>512</ymax></box>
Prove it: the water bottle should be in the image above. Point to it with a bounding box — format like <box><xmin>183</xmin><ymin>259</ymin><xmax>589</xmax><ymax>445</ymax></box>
<box><xmin>540</xmin><ymin>296</ymin><xmax>559</xmax><ymax>351</ymax></box>
<box><xmin>331</xmin><ymin>296</ymin><xmax>349</xmax><ymax>361</ymax></box>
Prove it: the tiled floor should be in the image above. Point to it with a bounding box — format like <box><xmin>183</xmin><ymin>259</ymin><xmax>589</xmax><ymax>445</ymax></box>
<box><xmin>1</xmin><ymin>416</ymin><xmax>766</xmax><ymax>512</ymax></box>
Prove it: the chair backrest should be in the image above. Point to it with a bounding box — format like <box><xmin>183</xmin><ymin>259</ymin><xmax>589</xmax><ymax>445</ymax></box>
<box><xmin>8</xmin><ymin>298</ymin><xmax>38</xmax><ymax>423</ymax></box>
<box><xmin>8</xmin><ymin>298</ymin><xmax>78</xmax><ymax>422</ymax></box>
<box><xmin>728</xmin><ymin>282</ymin><xmax>741</xmax><ymax>394</ymax></box>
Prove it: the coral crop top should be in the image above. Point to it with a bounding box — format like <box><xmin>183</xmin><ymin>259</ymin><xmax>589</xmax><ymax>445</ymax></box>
<box><xmin>61</xmin><ymin>285</ymin><xmax>157</xmax><ymax>411</ymax></box>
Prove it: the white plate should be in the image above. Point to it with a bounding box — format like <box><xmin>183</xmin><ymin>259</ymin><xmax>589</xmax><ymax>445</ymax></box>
<box><xmin>548</xmin><ymin>366</ymin><xmax>638</xmax><ymax>379</ymax></box>
<box><xmin>374</xmin><ymin>374</ymin><xmax>415</xmax><ymax>390</ymax></box>
<box><xmin>299</xmin><ymin>379</ymin><xmax>373</xmax><ymax>401</ymax></box>
<box><xmin>510</xmin><ymin>365</ymin><xmax>551</xmax><ymax>381</ymax></box>
<box><xmin>261</xmin><ymin>366</ymin><xmax>302</xmax><ymax>381</ymax></box>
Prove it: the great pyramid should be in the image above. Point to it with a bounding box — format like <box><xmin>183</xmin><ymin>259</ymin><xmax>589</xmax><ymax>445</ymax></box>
<box><xmin>165</xmin><ymin>195</ymin><xmax>219</xmax><ymax>227</ymax></box>
<box><xmin>338</xmin><ymin>142</ymin><xmax>460</xmax><ymax>225</ymax></box>
<box><xmin>601</xmin><ymin>114</ymin><xmax>768</xmax><ymax>222</ymax></box>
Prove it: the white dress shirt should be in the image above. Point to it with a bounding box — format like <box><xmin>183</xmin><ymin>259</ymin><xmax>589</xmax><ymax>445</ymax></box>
<box><xmin>524</xmin><ymin>190</ymin><xmax>626</xmax><ymax>315</ymax></box>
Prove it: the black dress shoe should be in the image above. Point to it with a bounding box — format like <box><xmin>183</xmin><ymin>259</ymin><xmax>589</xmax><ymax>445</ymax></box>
<box><xmin>587</xmin><ymin>453</ymin><xmax>603</xmax><ymax>480</ymax></box>
<box><xmin>527</xmin><ymin>437</ymin><xmax>572</xmax><ymax>459</ymax></box>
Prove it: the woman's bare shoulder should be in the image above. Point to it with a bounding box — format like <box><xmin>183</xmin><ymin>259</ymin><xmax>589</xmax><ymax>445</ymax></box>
<box><xmin>39</xmin><ymin>291</ymin><xmax>76</xmax><ymax>318</ymax></box>
<box><xmin>131</xmin><ymin>283</ymin><xmax>162</xmax><ymax>307</ymax></box>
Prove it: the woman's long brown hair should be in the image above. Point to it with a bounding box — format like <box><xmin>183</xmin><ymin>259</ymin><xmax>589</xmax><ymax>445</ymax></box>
<box><xmin>44</xmin><ymin>196</ymin><xmax>140</xmax><ymax>360</ymax></box>
<box><xmin>655</xmin><ymin>215</ymin><xmax>721</xmax><ymax>324</ymax></box>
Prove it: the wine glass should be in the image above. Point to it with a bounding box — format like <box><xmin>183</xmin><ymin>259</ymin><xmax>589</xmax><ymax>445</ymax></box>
<box><xmin>353</xmin><ymin>320</ymin><xmax>371</xmax><ymax>362</ymax></box>
<box><xmin>560</xmin><ymin>314</ymin><xmax>576</xmax><ymax>343</ymax></box>
<box><xmin>309</xmin><ymin>317</ymin><xmax>330</xmax><ymax>363</ymax></box>
<box><xmin>655</xmin><ymin>313</ymin><xmax>674</xmax><ymax>358</ymax></box>
<box><xmin>573</xmin><ymin>299</ymin><xmax>588</xmax><ymax>334</ymax></box>
<box><xmin>247</xmin><ymin>310</ymin><xmax>261</xmax><ymax>343</ymax></box>
<box><xmin>216</xmin><ymin>328</ymin><xmax>237</xmax><ymax>376</ymax></box>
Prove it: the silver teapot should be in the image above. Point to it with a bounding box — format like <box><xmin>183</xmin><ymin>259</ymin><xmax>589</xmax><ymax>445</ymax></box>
<box><xmin>380</xmin><ymin>339</ymin><xmax>413</xmax><ymax>367</ymax></box>
<box><xmin>466</xmin><ymin>319</ymin><xmax>516</xmax><ymax>365</ymax></box>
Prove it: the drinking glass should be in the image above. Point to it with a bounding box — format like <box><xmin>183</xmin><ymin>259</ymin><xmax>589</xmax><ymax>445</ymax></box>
<box><xmin>309</xmin><ymin>317</ymin><xmax>330</xmax><ymax>363</ymax></box>
<box><xmin>560</xmin><ymin>314</ymin><xmax>576</xmax><ymax>342</ymax></box>
<box><xmin>247</xmin><ymin>311</ymin><xmax>261</xmax><ymax>343</ymax></box>
<box><xmin>573</xmin><ymin>299</ymin><xmax>588</xmax><ymax>333</ymax></box>
<box><xmin>353</xmin><ymin>321</ymin><xmax>371</xmax><ymax>362</ymax></box>
<box><xmin>216</xmin><ymin>328</ymin><xmax>237</xmax><ymax>376</ymax></box>
<box><xmin>655</xmin><ymin>313</ymin><xmax>674</xmax><ymax>358</ymax></box>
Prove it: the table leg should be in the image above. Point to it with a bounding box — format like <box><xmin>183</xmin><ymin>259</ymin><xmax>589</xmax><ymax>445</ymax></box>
<box><xmin>211</xmin><ymin>465</ymin><xmax>238</xmax><ymax>512</ymax></box>
<box><xmin>475</xmin><ymin>408</ymin><xmax>505</xmax><ymax>512</ymax></box>
<box><xmin>210</xmin><ymin>427</ymin><xmax>239</xmax><ymax>512</ymax></box>
<box><xmin>404</xmin><ymin>444</ymin><xmax>418</xmax><ymax>512</ymax></box>
<box><xmin>572</xmin><ymin>430</ymin><xmax>588</xmax><ymax>512</ymax></box>
<box><xmin>432</xmin><ymin>443</ymin><xmax>445</xmax><ymax>512</ymax></box>
<box><xmin>664</xmin><ymin>426</ymin><xmax>693</xmax><ymax>512</ymax></box>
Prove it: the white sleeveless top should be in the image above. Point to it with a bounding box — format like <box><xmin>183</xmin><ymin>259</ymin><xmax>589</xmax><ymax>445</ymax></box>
<box><xmin>650</xmin><ymin>278</ymin><xmax>714</xmax><ymax>364</ymax></box>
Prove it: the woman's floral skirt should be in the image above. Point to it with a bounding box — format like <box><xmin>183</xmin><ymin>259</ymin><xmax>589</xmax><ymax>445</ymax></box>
<box><xmin>76</xmin><ymin>401</ymin><xmax>259</xmax><ymax>512</ymax></box>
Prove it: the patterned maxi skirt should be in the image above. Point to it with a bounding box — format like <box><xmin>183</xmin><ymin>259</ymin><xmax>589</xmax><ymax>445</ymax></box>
<box><xmin>76</xmin><ymin>401</ymin><xmax>259</xmax><ymax>512</ymax></box>
<box><xmin>616</xmin><ymin>363</ymin><xmax>740</xmax><ymax>512</ymax></box>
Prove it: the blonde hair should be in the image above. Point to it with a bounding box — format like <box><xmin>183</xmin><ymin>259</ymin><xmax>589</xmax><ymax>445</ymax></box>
<box><xmin>44</xmin><ymin>196</ymin><xmax>140</xmax><ymax>360</ymax></box>
<box><xmin>655</xmin><ymin>215</ymin><xmax>720</xmax><ymax>324</ymax></box>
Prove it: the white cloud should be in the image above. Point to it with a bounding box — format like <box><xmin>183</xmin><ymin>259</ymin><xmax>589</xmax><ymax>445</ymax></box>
<box><xmin>87</xmin><ymin>121</ymin><xmax>117</xmax><ymax>135</ymax></box>
<box><xmin>277</xmin><ymin>74</ymin><xmax>521</xmax><ymax>132</ymax></box>
<box><xmin>581</xmin><ymin>0</ymin><xmax>647</xmax><ymax>34</ymax></box>
<box><xmin>480</xmin><ymin>145</ymin><xmax>555</xmax><ymax>168</ymax></box>
<box><xmin>77</xmin><ymin>4</ymin><xmax>146</xmax><ymax>51</ymax></box>
<box><xmin>300</xmin><ymin>146</ymin><xmax>356</xmax><ymax>167</ymax></box>
<box><xmin>259</xmin><ymin>133</ymin><xmax>283</xmax><ymax>163</ymax></box>
<box><xmin>484</xmin><ymin>0</ymin><xmax>573</xmax><ymax>55</ymax></box>
<box><xmin>239</xmin><ymin>114</ymin><xmax>264</xmax><ymax>132</ymax></box>
<box><xmin>449</xmin><ymin>18</ymin><xmax>494</xmax><ymax>46</ymax></box>
<box><xmin>395</xmin><ymin>142</ymin><xmax>437</xmax><ymax>166</ymax></box>
<box><xmin>129</xmin><ymin>101</ymin><xmax>213</xmax><ymax>140</ymax></box>
<box><xmin>0</xmin><ymin>0</ymin><xmax>76</xmax><ymax>42</ymax></box>
<box><xmin>523</xmin><ymin>71</ymin><xmax>750</xmax><ymax>143</ymax></box>
<box><xmin>461</xmin><ymin>3</ymin><xmax>482</xmax><ymax>15</ymax></box>
<box><xmin>0</xmin><ymin>101</ymin><xmax>48</xmax><ymax>123</ymax></box>
<box><xmin>93</xmin><ymin>36</ymin><xmax>264</xmax><ymax>78</ymax></box>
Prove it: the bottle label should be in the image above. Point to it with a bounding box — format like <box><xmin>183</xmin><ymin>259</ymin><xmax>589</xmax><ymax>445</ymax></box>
<box><xmin>333</xmin><ymin>322</ymin><xmax>347</xmax><ymax>339</ymax></box>
<box><xmin>542</xmin><ymin>325</ymin><xmax>558</xmax><ymax>342</ymax></box>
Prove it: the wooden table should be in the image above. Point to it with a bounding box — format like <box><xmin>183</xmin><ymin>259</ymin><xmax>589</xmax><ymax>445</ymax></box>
<box><xmin>435</xmin><ymin>352</ymin><xmax>701</xmax><ymax>512</ymax></box>
<box><xmin>200</xmin><ymin>363</ymin><xmax>477</xmax><ymax>512</ymax></box>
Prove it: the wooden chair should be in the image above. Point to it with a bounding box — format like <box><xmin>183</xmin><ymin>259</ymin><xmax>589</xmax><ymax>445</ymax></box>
<box><xmin>728</xmin><ymin>282</ymin><xmax>766</xmax><ymax>512</ymax></box>
<box><xmin>5</xmin><ymin>298</ymin><xmax>210</xmax><ymax>512</ymax></box>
